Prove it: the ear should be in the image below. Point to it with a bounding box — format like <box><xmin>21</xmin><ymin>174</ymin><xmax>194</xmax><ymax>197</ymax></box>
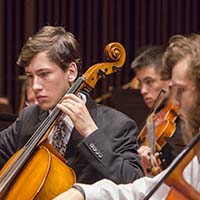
<box><xmin>66</xmin><ymin>62</ymin><xmax>78</xmax><ymax>85</ymax></box>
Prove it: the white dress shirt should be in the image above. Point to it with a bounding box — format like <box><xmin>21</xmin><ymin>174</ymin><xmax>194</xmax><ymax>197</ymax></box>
<box><xmin>77</xmin><ymin>155</ymin><xmax>200</xmax><ymax>200</ymax></box>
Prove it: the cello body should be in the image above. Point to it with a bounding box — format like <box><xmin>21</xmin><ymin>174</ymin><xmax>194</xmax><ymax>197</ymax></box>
<box><xmin>0</xmin><ymin>143</ymin><xmax>75</xmax><ymax>200</ymax></box>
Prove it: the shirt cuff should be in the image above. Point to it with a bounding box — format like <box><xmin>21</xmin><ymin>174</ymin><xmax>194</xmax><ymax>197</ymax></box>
<box><xmin>76</xmin><ymin>183</ymin><xmax>103</xmax><ymax>200</ymax></box>
<box><xmin>72</xmin><ymin>184</ymin><xmax>86</xmax><ymax>200</ymax></box>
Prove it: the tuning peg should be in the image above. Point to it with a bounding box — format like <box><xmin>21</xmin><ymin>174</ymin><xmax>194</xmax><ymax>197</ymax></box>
<box><xmin>98</xmin><ymin>69</ymin><xmax>106</xmax><ymax>78</ymax></box>
<box><xmin>112</xmin><ymin>65</ymin><xmax>121</xmax><ymax>71</ymax></box>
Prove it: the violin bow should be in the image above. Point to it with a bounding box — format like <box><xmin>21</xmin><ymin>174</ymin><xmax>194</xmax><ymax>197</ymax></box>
<box><xmin>145</xmin><ymin>89</ymin><xmax>167</xmax><ymax>174</ymax></box>
<box><xmin>146</xmin><ymin>113</ymin><xmax>156</xmax><ymax>168</ymax></box>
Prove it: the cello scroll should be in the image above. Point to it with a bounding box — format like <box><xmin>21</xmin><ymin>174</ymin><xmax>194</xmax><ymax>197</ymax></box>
<box><xmin>81</xmin><ymin>42</ymin><xmax>126</xmax><ymax>91</ymax></box>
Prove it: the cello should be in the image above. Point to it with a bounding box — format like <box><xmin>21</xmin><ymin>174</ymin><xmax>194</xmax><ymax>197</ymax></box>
<box><xmin>0</xmin><ymin>42</ymin><xmax>126</xmax><ymax>200</ymax></box>
<box><xmin>143</xmin><ymin>133</ymin><xmax>200</xmax><ymax>200</ymax></box>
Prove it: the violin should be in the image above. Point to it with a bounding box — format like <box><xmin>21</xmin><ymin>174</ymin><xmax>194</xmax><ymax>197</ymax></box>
<box><xmin>137</xmin><ymin>89</ymin><xmax>179</xmax><ymax>176</ymax></box>
<box><xmin>0</xmin><ymin>42</ymin><xmax>126</xmax><ymax>199</ymax></box>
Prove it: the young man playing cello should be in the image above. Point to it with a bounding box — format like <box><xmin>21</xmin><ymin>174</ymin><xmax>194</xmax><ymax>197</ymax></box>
<box><xmin>0</xmin><ymin>26</ymin><xmax>144</xmax><ymax>198</ymax></box>
<box><xmin>54</xmin><ymin>33</ymin><xmax>200</xmax><ymax>200</ymax></box>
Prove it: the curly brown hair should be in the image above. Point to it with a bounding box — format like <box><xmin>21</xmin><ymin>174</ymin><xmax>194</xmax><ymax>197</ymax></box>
<box><xmin>163</xmin><ymin>34</ymin><xmax>200</xmax><ymax>90</ymax></box>
<box><xmin>163</xmin><ymin>33</ymin><xmax>200</xmax><ymax>140</ymax></box>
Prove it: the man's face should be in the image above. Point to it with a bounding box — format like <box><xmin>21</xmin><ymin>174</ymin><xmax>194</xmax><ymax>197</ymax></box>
<box><xmin>136</xmin><ymin>66</ymin><xmax>170</xmax><ymax>108</ymax></box>
<box><xmin>25</xmin><ymin>52</ymin><xmax>76</xmax><ymax>110</ymax></box>
<box><xmin>171</xmin><ymin>58</ymin><xmax>197</xmax><ymax>122</ymax></box>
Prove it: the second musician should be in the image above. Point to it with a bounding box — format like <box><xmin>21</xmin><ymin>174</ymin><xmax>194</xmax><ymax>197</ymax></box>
<box><xmin>131</xmin><ymin>46</ymin><xmax>186</xmax><ymax>175</ymax></box>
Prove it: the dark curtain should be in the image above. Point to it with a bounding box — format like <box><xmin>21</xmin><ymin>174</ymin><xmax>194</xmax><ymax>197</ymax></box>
<box><xmin>0</xmin><ymin>0</ymin><xmax>199</xmax><ymax>113</ymax></box>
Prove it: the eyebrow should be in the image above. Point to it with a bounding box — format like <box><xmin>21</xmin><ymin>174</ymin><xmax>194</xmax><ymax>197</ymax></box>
<box><xmin>141</xmin><ymin>77</ymin><xmax>156</xmax><ymax>82</ymax></box>
<box><xmin>172</xmin><ymin>81</ymin><xmax>186</xmax><ymax>88</ymax></box>
<box><xmin>25</xmin><ymin>68</ymin><xmax>50</xmax><ymax>74</ymax></box>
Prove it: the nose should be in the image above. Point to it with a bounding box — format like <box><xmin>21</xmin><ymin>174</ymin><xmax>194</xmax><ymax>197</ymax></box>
<box><xmin>173</xmin><ymin>98</ymin><xmax>180</xmax><ymax>108</ymax></box>
<box><xmin>174</xmin><ymin>89</ymin><xmax>181</xmax><ymax>108</ymax></box>
<box><xmin>32</xmin><ymin>76</ymin><xmax>43</xmax><ymax>92</ymax></box>
<box><xmin>140</xmin><ymin>84</ymin><xmax>148</xmax><ymax>96</ymax></box>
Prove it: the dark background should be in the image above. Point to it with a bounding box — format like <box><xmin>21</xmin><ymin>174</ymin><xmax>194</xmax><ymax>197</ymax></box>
<box><xmin>0</xmin><ymin>0</ymin><xmax>199</xmax><ymax>121</ymax></box>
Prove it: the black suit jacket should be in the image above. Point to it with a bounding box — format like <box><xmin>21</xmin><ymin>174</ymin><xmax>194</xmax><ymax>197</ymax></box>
<box><xmin>0</xmin><ymin>94</ymin><xmax>144</xmax><ymax>184</ymax></box>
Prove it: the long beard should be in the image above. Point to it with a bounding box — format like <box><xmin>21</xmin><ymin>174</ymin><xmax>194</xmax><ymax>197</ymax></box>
<box><xmin>181</xmin><ymin>103</ymin><xmax>200</xmax><ymax>163</ymax></box>
<box><xmin>182</xmin><ymin>102</ymin><xmax>200</xmax><ymax>143</ymax></box>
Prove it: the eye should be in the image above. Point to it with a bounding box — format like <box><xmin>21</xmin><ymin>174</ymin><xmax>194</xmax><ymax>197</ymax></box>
<box><xmin>176</xmin><ymin>87</ymin><xmax>185</xmax><ymax>95</ymax></box>
<box><xmin>145</xmin><ymin>78</ymin><xmax>154</xmax><ymax>86</ymax></box>
<box><xmin>39</xmin><ymin>71</ymin><xmax>49</xmax><ymax>77</ymax></box>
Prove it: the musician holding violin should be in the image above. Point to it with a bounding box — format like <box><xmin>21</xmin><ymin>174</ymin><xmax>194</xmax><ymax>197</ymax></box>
<box><xmin>131</xmin><ymin>46</ymin><xmax>185</xmax><ymax>176</ymax></box>
<box><xmin>54</xmin><ymin>33</ymin><xmax>200</xmax><ymax>200</ymax></box>
<box><xmin>0</xmin><ymin>26</ymin><xmax>144</xmax><ymax>199</ymax></box>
